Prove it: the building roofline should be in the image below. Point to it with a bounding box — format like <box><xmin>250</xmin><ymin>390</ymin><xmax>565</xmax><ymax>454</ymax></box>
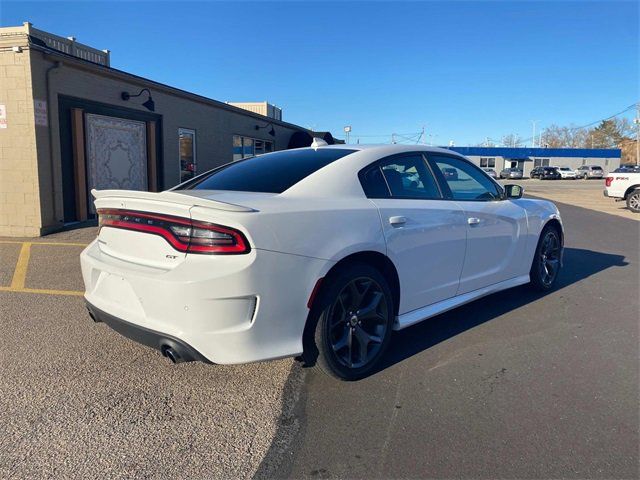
<box><xmin>447</xmin><ymin>146</ymin><xmax>622</xmax><ymax>159</ymax></box>
<box><xmin>27</xmin><ymin>41</ymin><xmax>311</xmax><ymax>133</ymax></box>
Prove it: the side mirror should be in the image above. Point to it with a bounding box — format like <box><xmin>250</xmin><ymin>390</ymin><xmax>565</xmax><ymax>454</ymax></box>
<box><xmin>504</xmin><ymin>184</ymin><xmax>524</xmax><ymax>199</ymax></box>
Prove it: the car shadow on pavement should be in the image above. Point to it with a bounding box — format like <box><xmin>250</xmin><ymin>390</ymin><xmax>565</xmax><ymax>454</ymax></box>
<box><xmin>374</xmin><ymin>247</ymin><xmax>629</xmax><ymax>376</ymax></box>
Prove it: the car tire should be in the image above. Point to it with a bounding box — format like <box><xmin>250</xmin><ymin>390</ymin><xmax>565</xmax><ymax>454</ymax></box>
<box><xmin>303</xmin><ymin>263</ymin><xmax>394</xmax><ymax>381</ymax></box>
<box><xmin>530</xmin><ymin>225</ymin><xmax>562</xmax><ymax>291</ymax></box>
<box><xmin>626</xmin><ymin>190</ymin><xmax>640</xmax><ymax>213</ymax></box>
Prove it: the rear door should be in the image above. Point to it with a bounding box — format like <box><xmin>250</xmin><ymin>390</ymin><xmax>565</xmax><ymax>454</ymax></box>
<box><xmin>362</xmin><ymin>153</ymin><xmax>467</xmax><ymax>313</ymax></box>
<box><xmin>427</xmin><ymin>154</ymin><xmax>529</xmax><ymax>294</ymax></box>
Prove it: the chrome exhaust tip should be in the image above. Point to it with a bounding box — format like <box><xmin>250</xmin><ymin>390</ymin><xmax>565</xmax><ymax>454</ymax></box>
<box><xmin>162</xmin><ymin>346</ymin><xmax>184</xmax><ymax>364</ymax></box>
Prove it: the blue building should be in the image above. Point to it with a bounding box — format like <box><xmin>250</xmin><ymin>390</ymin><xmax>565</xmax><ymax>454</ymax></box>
<box><xmin>446</xmin><ymin>147</ymin><xmax>621</xmax><ymax>176</ymax></box>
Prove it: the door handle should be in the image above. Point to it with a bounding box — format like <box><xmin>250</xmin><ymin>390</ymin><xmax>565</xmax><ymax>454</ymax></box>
<box><xmin>467</xmin><ymin>217</ymin><xmax>481</xmax><ymax>225</ymax></box>
<box><xmin>389</xmin><ymin>216</ymin><xmax>407</xmax><ymax>226</ymax></box>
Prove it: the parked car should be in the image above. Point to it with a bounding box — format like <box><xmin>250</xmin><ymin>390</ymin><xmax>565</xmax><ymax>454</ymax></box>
<box><xmin>604</xmin><ymin>171</ymin><xmax>640</xmax><ymax>213</ymax></box>
<box><xmin>535</xmin><ymin>166</ymin><xmax>562</xmax><ymax>180</ymax></box>
<box><xmin>499</xmin><ymin>167</ymin><xmax>524</xmax><ymax>179</ymax></box>
<box><xmin>530</xmin><ymin>166</ymin><xmax>544</xmax><ymax>179</ymax></box>
<box><xmin>82</xmin><ymin>144</ymin><xmax>563</xmax><ymax>381</ymax></box>
<box><xmin>613</xmin><ymin>164</ymin><xmax>640</xmax><ymax>173</ymax></box>
<box><xmin>442</xmin><ymin>167</ymin><xmax>459</xmax><ymax>180</ymax></box>
<box><xmin>482</xmin><ymin>167</ymin><xmax>498</xmax><ymax>179</ymax></box>
<box><xmin>576</xmin><ymin>165</ymin><xmax>604</xmax><ymax>179</ymax></box>
<box><xmin>556</xmin><ymin>166</ymin><xmax>577</xmax><ymax>179</ymax></box>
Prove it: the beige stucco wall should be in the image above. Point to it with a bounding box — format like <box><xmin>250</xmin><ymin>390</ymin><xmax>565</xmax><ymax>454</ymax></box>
<box><xmin>0</xmin><ymin>33</ymin><xmax>42</xmax><ymax>236</ymax></box>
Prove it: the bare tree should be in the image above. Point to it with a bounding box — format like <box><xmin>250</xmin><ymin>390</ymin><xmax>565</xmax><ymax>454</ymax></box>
<box><xmin>501</xmin><ymin>134</ymin><xmax>523</xmax><ymax>147</ymax></box>
<box><xmin>540</xmin><ymin>124</ymin><xmax>588</xmax><ymax>148</ymax></box>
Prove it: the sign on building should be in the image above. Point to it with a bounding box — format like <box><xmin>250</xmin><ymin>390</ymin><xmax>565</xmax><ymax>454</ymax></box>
<box><xmin>34</xmin><ymin>99</ymin><xmax>48</xmax><ymax>127</ymax></box>
<box><xmin>0</xmin><ymin>104</ymin><xmax>7</xmax><ymax>129</ymax></box>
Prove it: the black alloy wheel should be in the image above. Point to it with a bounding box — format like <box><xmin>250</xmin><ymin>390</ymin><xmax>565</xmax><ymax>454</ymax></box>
<box><xmin>530</xmin><ymin>226</ymin><xmax>562</xmax><ymax>290</ymax></box>
<box><xmin>304</xmin><ymin>263</ymin><xmax>394</xmax><ymax>381</ymax></box>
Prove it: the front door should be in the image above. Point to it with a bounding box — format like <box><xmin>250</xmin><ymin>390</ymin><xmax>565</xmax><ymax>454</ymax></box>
<box><xmin>85</xmin><ymin>114</ymin><xmax>148</xmax><ymax>213</ymax></box>
<box><xmin>428</xmin><ymin>154</ymin><xmax>528</xmax><ymax>294</ymax></box>
<box><xmin>364</xmin><ymin>153</ymin><xmax>467</xmax><ymax>313</ymax></box>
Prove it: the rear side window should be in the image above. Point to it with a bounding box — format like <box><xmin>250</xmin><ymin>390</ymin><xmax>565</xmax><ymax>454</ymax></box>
<box><xmin>179</xmin><ymin>148</ymin><xmax>357</xmax><ymax>193</ymax></box>
<box><xmin>359</xmin><ymin>154</ymin><xmax>441</xmax><ymax>199</ymax></box>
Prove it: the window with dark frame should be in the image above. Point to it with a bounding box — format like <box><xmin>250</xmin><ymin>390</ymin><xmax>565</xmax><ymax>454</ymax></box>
<box><xmin>480</xmin><ymin>157</ymin><xmax>496</xmax><ymax>168</ymax></box>
<box><xmin>179</xmin><ymin>128</ymin><xmax>196</xmax><ymax>183</ymax></box>
<box><xmin>233</xmin><ymin>135</ymin><xmax>274</xmax><ymax>161</ymax></box>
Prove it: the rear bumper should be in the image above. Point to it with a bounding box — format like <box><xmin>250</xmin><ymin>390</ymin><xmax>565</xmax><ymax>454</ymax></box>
<box><xmin>81</xmin><ymin>240</ymin><xmax>331</xmax><ymax>364</ymax></box>
<box><xmin>86</xmin><ymin>302</ymin><xmax>211</xmax><ymax>363</ymax></box>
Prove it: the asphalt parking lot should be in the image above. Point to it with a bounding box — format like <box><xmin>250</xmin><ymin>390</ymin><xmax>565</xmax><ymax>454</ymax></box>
<box><xmin>1</xmin><ymin>185</ymin><xmax>638</xmax><ymax>479</ymax></box>
<box><xmin>0</xmin><ymin>228</ymin><xmax>303</xmax><ymax>479</ymax></box>
<box><xmin>500</xmin><ymin>178</ymin><xmax>639</xmax><ymax>221</ymax></box>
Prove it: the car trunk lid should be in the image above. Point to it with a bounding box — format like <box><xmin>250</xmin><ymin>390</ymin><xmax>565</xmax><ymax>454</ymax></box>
<box><xmin>92</xmin><ymin>189</ymin><xmax>255</xmax><ymax>269</ymax></box>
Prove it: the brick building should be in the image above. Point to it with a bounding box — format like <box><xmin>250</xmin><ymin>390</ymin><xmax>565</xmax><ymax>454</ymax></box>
<box><xmin>0</xmin><ymin>23</ymin><xmax>333</xmax><ymax>236</ymax></box>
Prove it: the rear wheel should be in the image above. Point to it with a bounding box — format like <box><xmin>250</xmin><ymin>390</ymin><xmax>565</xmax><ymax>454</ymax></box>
<box><xmin>304</xmin><ymin>263</ymin><xmax>394</xmax><ymax>381</ymax></box>
<box><xmin>626</xmin><ymin>190</ymin><xmax>640</xmax><ymax>213</ymax></box>
<box><xmin>530</xmin><ymin>226</ymin><xmax>562</xmax><ymax>291</ymax></box>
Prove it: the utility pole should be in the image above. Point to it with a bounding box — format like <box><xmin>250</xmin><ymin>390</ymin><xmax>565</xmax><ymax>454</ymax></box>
<box><xmin>531</xmin><ymin>120</ymin><xmax>539</xmax><ymax>148</ymax></box>
<box><xmin>391</xmin><ymin>133</ymin><xmax>396</xmax><ymax>144</ymax></box>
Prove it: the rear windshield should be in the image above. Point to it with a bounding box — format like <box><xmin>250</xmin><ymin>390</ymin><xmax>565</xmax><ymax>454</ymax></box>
<box><xmin>178</xmin><ymin>148</ymin><xmax>357</xmax><ymax>193</ymax></box>
<box><xmin>591</xmin><ymin>166</ymin><xmax>603</xmax><ymax>170</ymax></box>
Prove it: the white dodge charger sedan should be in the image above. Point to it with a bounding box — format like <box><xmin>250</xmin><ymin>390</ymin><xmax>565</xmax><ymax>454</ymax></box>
<box><xmin>81</xmin><ymin>144</ymin><xmax>563</xmax><ymax>380</ymax></box>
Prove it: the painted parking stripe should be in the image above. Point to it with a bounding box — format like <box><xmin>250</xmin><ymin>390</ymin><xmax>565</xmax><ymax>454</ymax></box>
<box><xmin>1</xmin><ymin>240</ymin><xmax>86</xmax><ymax>296</ymax></box>
<box><xmin>10</xmin><ymin>242</ymin><xmax>31</xmax><ymax>289</ymax></box>
<box><xmin>0</xmin><ymin>286</ymin><xmax>84</xmax><ymax>296</ymax></box>
<box><xmin>0</xmin><ymin>240</ymin><xmax>89</xmax><ymax>246</ymax></box>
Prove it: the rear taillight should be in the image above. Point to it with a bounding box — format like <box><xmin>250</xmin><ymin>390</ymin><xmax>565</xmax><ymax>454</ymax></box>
<box><xmin>605</xmin><ymin>177</ymin><xmax>613</xmax><ymax>187</ymax></box>
<box><xmin>97</xmin><ymin>209</ymin><xmax>250</xmax><ymax>254</ymax></box>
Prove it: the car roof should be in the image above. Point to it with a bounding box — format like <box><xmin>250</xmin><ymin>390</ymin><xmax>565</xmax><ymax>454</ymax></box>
<box><xmin>283</xmin><ymin>144</ymin><xmax>469</xmax><ymax>198</ymax></box>
<box><xmin>308</xmin><ymin>143</ymin><xmax>461</xmax><ymax>155</ymax></box>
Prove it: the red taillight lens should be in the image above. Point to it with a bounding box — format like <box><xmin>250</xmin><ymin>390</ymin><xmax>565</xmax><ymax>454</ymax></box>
<box><xmin>97</xmin><ymin>209</ymin><xmax>250</xmax><ymax>254</ymax></box>
<box><xmin>605</xmin><ymin>177</ymin><xmax>613</xmax><ymax>187</ymax></box>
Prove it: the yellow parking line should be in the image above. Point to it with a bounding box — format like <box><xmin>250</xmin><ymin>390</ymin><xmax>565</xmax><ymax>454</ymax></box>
<box><xmin>10</xmin><ymin>242</ymin><xmax>31</xmax><ymax>289</ymax></box>
<box><xmin>1</xmin><ymin>240</ymin><xmax>87</xmax><ymax>296</ymax></box>
<box><xmin>0</xmin><ymin>240</ymin><xmax>89</xmax><ymax>247</ymax></box>
<box><xmin>0</xmin><ymin>286</ymin><xmax>84</xmax><ymax>296</ymax></box>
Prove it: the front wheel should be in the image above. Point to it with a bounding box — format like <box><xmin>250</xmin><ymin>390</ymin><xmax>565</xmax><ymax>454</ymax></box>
<box><xmin>626</xmin><ymin>190</ymin><xmax>640</xmax><ymax>213</ymax></box>
<box><xmin>530</xmin><ymin>226</ymin><xmax>562</xmax><ymax>291</ymax></box>
<box><xmin>304</xmin><ymin>263</ymin><xmax>394</xmax><ymax>381</ymax></box>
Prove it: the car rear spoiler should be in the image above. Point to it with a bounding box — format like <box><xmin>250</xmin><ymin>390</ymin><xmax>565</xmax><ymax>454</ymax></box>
<box><xmin>91</xmin><ymin>189</ymin><xmax>256</xmax><ymax>213</ymax></box>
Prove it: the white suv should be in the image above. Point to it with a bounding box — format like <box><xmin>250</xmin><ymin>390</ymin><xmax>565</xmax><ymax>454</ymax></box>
<box><xmin>556</xmin><ymin>167</ymin><xmax>577</xmax><ymax>179</ymax></box>
<box><xmin>577</xmin><ymin>165</ymin><xmax>604</xmax><ymax>179</ymax></box>
<box><xmin>604</xmin><ymin>171</ymin><xmax>640</xmax><ymax>213</ymax></box>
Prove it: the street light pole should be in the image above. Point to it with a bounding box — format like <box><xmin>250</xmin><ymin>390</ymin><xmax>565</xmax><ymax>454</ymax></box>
<box><xmin>635</xmin><ymin>104</ymin><xmax>640</xmax><ymax>166</ymax></box>
<box><xmin>343</xmin><ymin>126</ymin><xmax>352</xmax><ymax>145</ymax></box>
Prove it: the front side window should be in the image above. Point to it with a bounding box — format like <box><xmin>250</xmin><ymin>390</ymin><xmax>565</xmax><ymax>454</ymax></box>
<box><xmin>179</xmin><ymin>148</ymin><xmax>356</xmax><ymax>193</ymax></box>
<box><xmin>429</xmin><ymin>155</ymin><xmax>501</xmax><ymax>201</ymax></box>
<box><xmin>179</xmin><ymin>128</ymin><xmax>196</xmax><ymax>182</ymax></box>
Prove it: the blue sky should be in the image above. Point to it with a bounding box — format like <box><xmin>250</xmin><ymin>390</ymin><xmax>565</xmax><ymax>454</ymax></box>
<box><xmin>2</xmin><ymin>1</ymin><xmax>638</xmax><ymax>145</ymax></box>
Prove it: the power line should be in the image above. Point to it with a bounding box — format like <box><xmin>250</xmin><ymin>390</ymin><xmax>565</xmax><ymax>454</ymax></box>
<box><xmin>471</xmin><ymin>102</ymin><xmax>639</xmax><ymax>147</ymax></box>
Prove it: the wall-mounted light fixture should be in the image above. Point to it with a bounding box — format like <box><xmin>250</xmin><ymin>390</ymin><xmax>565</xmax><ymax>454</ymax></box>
<box><xmin>255</xmin><ymin>122</ymin><xmax>275</xmax><ymax>137</ymax></box>
<box><xmin>121</xmin><ymin>88</ymin><xmax>155</xmax><ymax>112</ymax></box>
